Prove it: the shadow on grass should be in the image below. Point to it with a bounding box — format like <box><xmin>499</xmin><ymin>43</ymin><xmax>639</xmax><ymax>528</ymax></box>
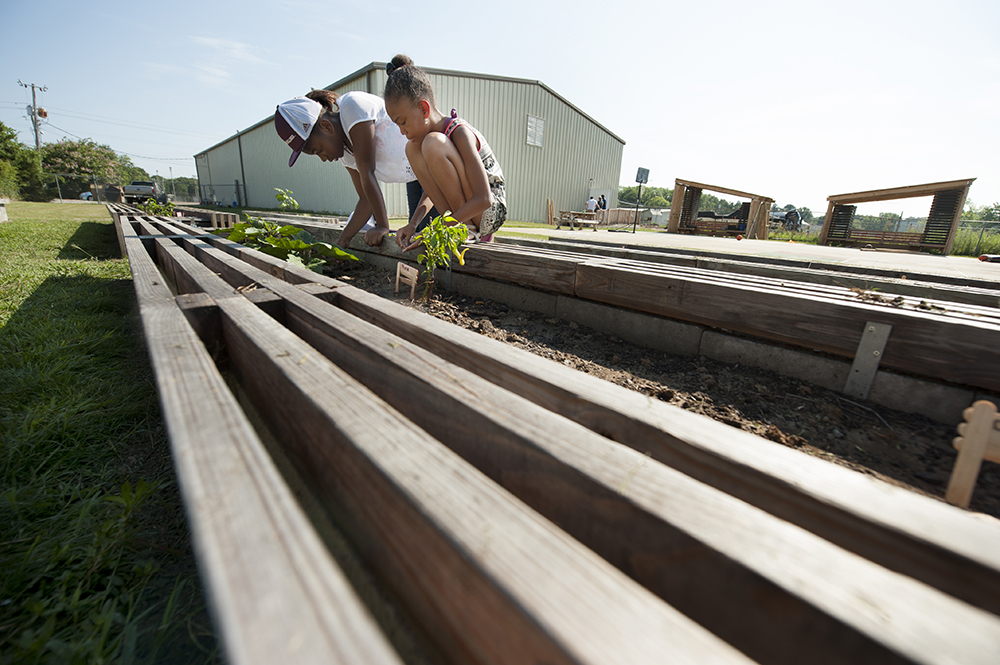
<box><xmin>57</xmin><ymin>221</ymin><xmax>123</xmax><ymax>261</ymax></box>
<box><xmin>0</xmin><ymin>236</ymin><xmax>219</xmax><ymax>662</ymax></box>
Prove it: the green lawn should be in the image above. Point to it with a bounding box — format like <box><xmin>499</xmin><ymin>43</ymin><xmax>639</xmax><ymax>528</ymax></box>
<box><xmin>0</xmin><ymin>202</ymin><xmax>218</xmax><ymax>664</ymax></box>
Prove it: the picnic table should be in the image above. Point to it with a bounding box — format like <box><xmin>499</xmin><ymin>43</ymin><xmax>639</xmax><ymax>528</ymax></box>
<box><xmin>556</xmin><ymin>210</ymin><xmax>599</xmax><ymax>231</ymax></box>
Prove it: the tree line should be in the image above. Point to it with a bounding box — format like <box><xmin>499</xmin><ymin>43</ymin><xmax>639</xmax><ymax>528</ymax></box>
<box><xmin>0</xmin><ymin>120</ymin><xmax>151</xmax><ymax>201</ymax></box>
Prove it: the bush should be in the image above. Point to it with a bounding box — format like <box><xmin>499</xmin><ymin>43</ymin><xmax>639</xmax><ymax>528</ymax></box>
<box><xmin>0</xmin><ymin>160</ymin><xmax>18</xmax><ymax>199</ymax></box>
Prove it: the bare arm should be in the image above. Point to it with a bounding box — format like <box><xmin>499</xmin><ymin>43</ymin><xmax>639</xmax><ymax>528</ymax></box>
<box><xmin>349</xmin><ymin>120</ymin><xmax>392</xmax><ymax>246</ymax></box>
<box><xmin>338</xmin><ymin>168</ymin><xmax>376</xmax><ymax>249</ymax></box>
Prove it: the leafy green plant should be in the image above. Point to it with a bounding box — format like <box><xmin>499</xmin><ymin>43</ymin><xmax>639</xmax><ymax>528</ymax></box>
<box><xmin>414</xmin><ymin>212</ymin><xmax>469</xmax><ymax>300</ymax></box>
<box><xmin>215</xmin><ymin>188</ymin><xmax>357</xmax><ymax>272</ymax></box>
<box><xmin>274</xmin><ymin>188</ymin><xmax>298</xmax><ymax>211</ymax></box>
<box><xmin>138</xmin><ymin>198</ymin><xmax>175</xmax><ymax>217</ymax></box>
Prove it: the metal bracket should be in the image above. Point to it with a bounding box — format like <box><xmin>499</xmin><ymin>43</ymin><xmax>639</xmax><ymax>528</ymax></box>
<box><xmin>843</xmin><ymin>321</ymin><xmax>893</xmax><ymax>400</ymax></box>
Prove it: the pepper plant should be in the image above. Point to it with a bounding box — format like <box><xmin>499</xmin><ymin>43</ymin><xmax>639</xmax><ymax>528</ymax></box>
<box><xmin>414</xmin><ymin>212</ymin><xmax>469</xmax><ymax>300</ymax></box>
<box><xmin>214</xmin><ymin>188</ymin><xmax>357</xmax><ymax>272</ymax></box>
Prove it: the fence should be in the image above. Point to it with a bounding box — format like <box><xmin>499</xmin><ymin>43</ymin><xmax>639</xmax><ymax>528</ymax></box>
<box><xmin>198</xmin><ymin>182</ymin><xmax>246</xmax><ymax>207</ymax></box>
<box><xmin>954</xmin><ymin>222</ymin><xmax>1000</xmax><ymax>256</ymax></box>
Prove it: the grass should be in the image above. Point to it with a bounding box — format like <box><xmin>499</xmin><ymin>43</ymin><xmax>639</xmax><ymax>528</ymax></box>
<box><xmin>951</xmin><ymin>226</ymin><xmax>1000</xmax><ymax>257</ymax></box>
<box><xmin>0</xmin><ymin>202</ymin><xmax>218</xmax><ymax>664</ymax></box>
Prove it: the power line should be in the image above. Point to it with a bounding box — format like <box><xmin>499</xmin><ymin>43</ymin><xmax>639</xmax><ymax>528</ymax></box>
<box><xmin>41</xmin><ymin>121</ymin><xmax>193</xmax><ymax>162</ymax></box>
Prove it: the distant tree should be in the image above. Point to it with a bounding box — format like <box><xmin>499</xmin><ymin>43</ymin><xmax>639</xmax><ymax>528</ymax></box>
<box><xmin>618</xmin><ymin>185</ymin><xmax>672</xmax><ymax>206</ymax></box>
<box><xmin>646</xmin><ymin>195</ymin><xmax>669</xmax><ymax>208</ymax></box>
<box><xmin>164</xmin><ymin>176</ymin><xmax>199</xmax><ymax>201</ymax></box>
<box><xmin>981</xmin><ymin>203</ymin><xmax>1000</xmax><ymax>222</ymax></box>
<box><xmin>0</xmin><ymin>160</ymin><xmax>17</xmax><ymax>198</ymax></box>
<box><xmin>41</xmin><ymin>139</ymin><xmax>149</xmax><ymax>198</ymax></box>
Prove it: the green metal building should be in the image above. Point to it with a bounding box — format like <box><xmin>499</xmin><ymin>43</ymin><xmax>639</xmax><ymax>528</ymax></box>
<box><xmin>194</xmin><ymin>62</ymin><xmax>624</xmax><ymax>223</ymax></box>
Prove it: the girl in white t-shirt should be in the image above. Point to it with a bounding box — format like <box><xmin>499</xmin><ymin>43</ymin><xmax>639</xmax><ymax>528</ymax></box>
<box><xmin>274</xmin><ymin>90</ymin><xmax>435</xmax><ymax>248</ymax></box>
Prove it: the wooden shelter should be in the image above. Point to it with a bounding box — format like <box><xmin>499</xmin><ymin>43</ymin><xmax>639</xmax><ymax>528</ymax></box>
<box><xmin>818</xmin><ymin>179</ymin><xmax>975</xmax><ymax>254</ymax></box>
<box><xmin>667</xmin><ymin>179</ymin><xmax>775</xmax><ymax>239</ymax></box>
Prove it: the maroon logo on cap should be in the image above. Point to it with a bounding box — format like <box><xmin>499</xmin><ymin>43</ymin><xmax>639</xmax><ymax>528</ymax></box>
<box><xmin>303</xmin><ymin>122</ymin><xmax>310</xmax><ymax>131</ymax></box>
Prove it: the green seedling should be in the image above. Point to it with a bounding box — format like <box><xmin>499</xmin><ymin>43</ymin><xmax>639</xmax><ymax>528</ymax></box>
<box><xmin>414</xmin><ymin>212</ymin><xmax>469</xmax><ymax>300</ymax></box>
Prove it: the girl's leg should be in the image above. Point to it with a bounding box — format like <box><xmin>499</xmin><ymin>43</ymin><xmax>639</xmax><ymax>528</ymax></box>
<box><xmin>405</xmin><ymin>139</ymin><xmax>452</xmax><ymax>219</ymax></box>
<box><xmin>420</xmin><ymin>133</ymin><xmax>482</xmax><ymax>229</ymax></box>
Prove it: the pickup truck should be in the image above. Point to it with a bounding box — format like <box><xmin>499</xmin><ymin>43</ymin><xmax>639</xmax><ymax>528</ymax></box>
<box><xmin>122</xmin><ymin>180</ymin><xmax>157</xmax><ymax>204</ymax></box>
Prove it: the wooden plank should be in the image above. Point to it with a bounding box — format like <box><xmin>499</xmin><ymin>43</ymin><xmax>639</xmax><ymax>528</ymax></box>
<box><xmin>210</xmin><ymin>292</ymin><xmax>754</xmax><ymax>665</ymax></box>
<box><xmin>828</xmin><ymin>178</ymin><xmax>976</xmax><ymax>205</ymax></box>
<box><xmin>947</xmin><ymin>401</ymin><xmax>1000</xmax><ymax>507</ymax></box>
<box><xmin>573</xmin><ymin>258</ymin><xmax>1000</xmax><ymax>392</ymax></box>
<box><xmin>496</xmin><ymin>236</ymin><xmax>1000</xmax><ymax>309</ymax></box>
<box><xmin>330</xmin><ymin>285</ymin><xmax>1000</xmax><ymax>617</ymax></box>
<box><xmin>580</xmin><ymin>256</ymin><xmax>1000</xmax><ymax>326</ymax></box>
<box><xmin>667</xmin><ymin>182</ymin><xmax>685</xmax><ymax>233</ymax></box>
<box><xmin>120</xmin><ymin>235</ymin><xmax>406</xmax><ymax>665</ymax></box>
<box><xmin>676</xmin><ymin>178</ymin><xmax>774</xmax><ymax>203</ymax></box>
<box><xmin>456</xmin><ymin>243</ymin><xmax>581</xmax><ymax>295</ymax></box>
<box><xmin>168</xmin><ymin>241</ymin><xmax>1000</xmax><ymax>663</ymax></box>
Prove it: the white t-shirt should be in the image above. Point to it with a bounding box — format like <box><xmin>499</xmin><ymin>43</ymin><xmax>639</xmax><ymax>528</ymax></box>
<box><xmin>336</xmin><ymin>91</ymin><xmax>415</xmax><ymax>184</ymax></box>
<box><xmin>585</xmin><ymin>198</ymin><xmax>598</xmax><ymax>212</ymax></box>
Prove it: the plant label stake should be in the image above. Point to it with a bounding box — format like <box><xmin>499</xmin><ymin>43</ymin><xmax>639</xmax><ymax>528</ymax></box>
<box><xmin>396</xmin><ymin>262</ymin><xmax>419</xmax><ymax>299</ymax></box>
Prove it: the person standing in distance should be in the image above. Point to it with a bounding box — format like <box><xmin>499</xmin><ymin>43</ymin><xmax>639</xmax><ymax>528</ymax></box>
<box><xmin>274</xmin><ymin>90</ymin><xmax>434</xmax><ymax>248</ymax></box>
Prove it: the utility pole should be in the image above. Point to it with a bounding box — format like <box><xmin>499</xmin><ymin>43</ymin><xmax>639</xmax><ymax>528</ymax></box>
<box><xmin>17</xmin><ymin>80</ymin><xmax>48</xmax><ymax>156</ymax></box>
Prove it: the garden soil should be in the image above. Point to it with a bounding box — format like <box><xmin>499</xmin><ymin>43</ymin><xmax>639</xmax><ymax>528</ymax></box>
<box><xmin>325</xmin><ymin>259</ymin><xmax>1000</xmax><ymax>519</ymax></box>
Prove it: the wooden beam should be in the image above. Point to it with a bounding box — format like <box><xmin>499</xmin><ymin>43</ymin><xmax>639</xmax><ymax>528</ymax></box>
<box><xmin>212</xmin><ymin>294</ymin><xmax>754</xmax><ymax>665</ymax></box>
<box><xmin>457</xmin><ymin>243</ymin><xmax>583</xmax><ymax>295</ymax></box>
<box><xmin>118</xmin><ymin>230</ymin><xmax>406</xmax><ymax>665</ymax></box>
<box><xmin>667</xmin><ymin>182</ymin><xmax>685</xmax><ymax>233</ymax></box>
<box><xmin>676</xmin><ymin>178</ymin><xmax>775</xmax><ymax>203</ymax></box>
<box><xmin>171</xmin><ymin>236</ymin><xmax>1000</xmax><ymax>663</ymax></box>
<box><xmin>827</xmin><ymin>179</ymin><xmax>976</xmax><ymax>205</ymax></box>
<box><xmin>330</xmin><ymin>284</ymin><xmax>1000</xmax><ymax>618</ymax></box>
<box><xmin>572</xmin><ymin>258</ymin><xmax>1000</xmax><ymax>392</ymax></box>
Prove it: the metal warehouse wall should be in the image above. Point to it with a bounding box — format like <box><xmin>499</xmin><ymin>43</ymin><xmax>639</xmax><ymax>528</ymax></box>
<box><xmin>195</xmin><ymin>63</ymin><xmax>624</xmax><ymax>223</ymax></box>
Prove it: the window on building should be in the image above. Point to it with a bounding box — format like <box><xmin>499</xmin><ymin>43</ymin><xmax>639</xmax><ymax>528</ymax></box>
<box><xmin>526</xmin><ymin>115</ymin><xmax>545</xmax><ymax>147</ymax></box>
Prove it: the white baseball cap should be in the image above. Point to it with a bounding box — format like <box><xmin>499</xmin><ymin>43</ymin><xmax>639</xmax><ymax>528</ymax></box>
<box><xmin>274</xmin><ymin>96</ymin><xmax>323</xmax><ymax>167</ymax></box>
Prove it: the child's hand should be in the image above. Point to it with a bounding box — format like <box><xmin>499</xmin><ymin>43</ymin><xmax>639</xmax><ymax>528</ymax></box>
<box><xmin>395</xmin><ymin>223</ymin><xmax>417</xmax><ymax>250</ymax></box>
<box><xmin>364</xmin><ymin>226</ymin><xmax>391</xmax><ymax>247</ymax></box>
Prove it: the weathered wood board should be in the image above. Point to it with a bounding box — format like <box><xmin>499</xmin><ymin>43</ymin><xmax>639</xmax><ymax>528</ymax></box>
<box><xmin>116</xmin><ymin>212</ymin><xmax>1000</xmax><ymax>664</ymax></box>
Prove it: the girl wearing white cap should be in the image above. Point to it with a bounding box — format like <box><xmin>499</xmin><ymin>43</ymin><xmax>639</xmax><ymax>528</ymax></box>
<box><xmin>274</xmin><ymin>90</ymin><xmax>434</xmax><ymax>248</ymax></box>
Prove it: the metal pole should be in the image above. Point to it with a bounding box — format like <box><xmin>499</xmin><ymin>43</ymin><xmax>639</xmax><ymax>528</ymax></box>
<box><xmin>18</xmin><ymin>81</ymin><xmax>46</xmax><ymax>155</ymax></box>
<box><xmin>93</xmin><ymin>175</ymin><xmax>102</xmax><ymax>203</ymax></box>
<box><xmin>975</xmin><ymin>222</ymin><xmax>986</xmax><ymax>257</ymax></box>
<box><xmin>632</xmin><ymin>183</ymin><xmax>643</xmax><ymax>233</ymax></box>
<box><xmin>53</xmin><ymin>175</ymin><xmax>62</xmax><ymax>202</ymax></box>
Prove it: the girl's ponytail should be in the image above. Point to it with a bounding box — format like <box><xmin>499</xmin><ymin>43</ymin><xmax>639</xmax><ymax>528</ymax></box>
<box><xmin>305</xmin><ymin>89</ymin><xmax>340</xmax><ymax>116</ymax></box>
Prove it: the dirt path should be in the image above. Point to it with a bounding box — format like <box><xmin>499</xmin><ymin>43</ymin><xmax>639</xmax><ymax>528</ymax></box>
<box><xmin>328</xmin><ymin>260</ymin><xmax>999</xmax><ymax>519</ymax></box>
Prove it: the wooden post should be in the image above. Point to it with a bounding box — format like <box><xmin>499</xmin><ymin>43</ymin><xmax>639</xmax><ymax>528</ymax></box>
<box><xmin>818</xmin><ymin>201</ymin><xmax>836</xmax><ymax>246</ymax></box>
<box><xmin>747</xmin><ymin>199</ymin><xmax>763</xmax><ymax>239</ymax></box>
<box><xmin>668</xmin><ymin>182</ymin><xmax>685</xmax><ymax>233</ymax></box>
<box><xmin>946</xmin><ymin>401</ymin><xmax>1000</xmax><ymax>508</ymax></box>
<box><xmin>943</xmin><ymin>185</ymin><xmax>972</xmax><ymax>256</ymax></box>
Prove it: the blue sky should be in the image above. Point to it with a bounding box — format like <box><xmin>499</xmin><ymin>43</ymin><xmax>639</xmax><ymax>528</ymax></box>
<box><xmin>2</xmin><ymin>0</ymin><xmax>997</xmax><ymax>217</ymax></box>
